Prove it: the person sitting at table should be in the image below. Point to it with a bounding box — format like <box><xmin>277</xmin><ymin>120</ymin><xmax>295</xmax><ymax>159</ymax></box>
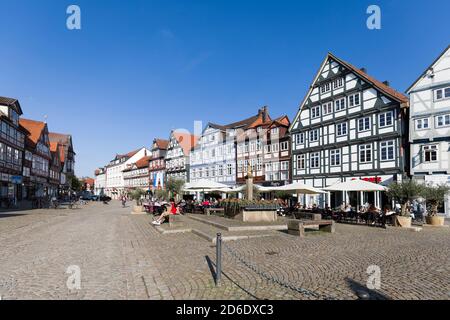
<box><xmin>367</xmin><ymin>204</ymin><xmax>379</xmax><ymax>225</ymax></box>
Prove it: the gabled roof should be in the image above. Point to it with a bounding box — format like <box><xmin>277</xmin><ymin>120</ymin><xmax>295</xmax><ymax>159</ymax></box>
<box><xmin>172</xmin><ymin>131</ymin><xmax>199</xmax><ymax>156</ymax></box>
<box><xmin>204</xmin><ymin>107</ymin><xmax>270</xmax><ymax>133</ymax></box>
<box><xmin>136</xmin><ymin>155</ymin><xmax>152</xmax><ymax>168</ymax></box>
<box><xmin>406</xmin><ymin>45</ymin><xmax>450</xmax><ymax>93</ymax></box>
<box><xmin>153</xmin><ymin>139</ymin><xmax>169</xmax><ymax>150</ymax></box>
<box><xmin>19</xmin><ymin>118</ymin><xmax>47</xmax><ymax>145</ymax></box>
<box><xmin>0</xmin><ymin>96</ymin><xmax>23</xmax><ymax>115</ymax></box>
<box><xmin>48</xmin><ymin>132</ymin><xmax>71</xmax><ymax>145</ymax></box>
<box><xmin>290</xmin><ymin>52</ymin><xmax>408</xmax><ymax>131</ymax></box>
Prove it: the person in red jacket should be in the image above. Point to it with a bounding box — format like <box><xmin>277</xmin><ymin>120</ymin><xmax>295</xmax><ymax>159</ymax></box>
<box><xmin>152</xmin><ymin>198</ymin><xmax>177</xmax><ymax>225</ymax></box>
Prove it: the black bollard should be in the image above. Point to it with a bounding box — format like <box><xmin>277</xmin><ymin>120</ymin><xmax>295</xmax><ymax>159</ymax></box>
<box><xmin>216</xmin><ymin>233</ymin><xmax>222</xmax><ymax>286</ymax></box>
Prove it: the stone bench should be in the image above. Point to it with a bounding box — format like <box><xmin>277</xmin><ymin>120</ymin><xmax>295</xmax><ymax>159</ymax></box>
<box><xmin>295</xmin><ymin>212</ymin><xmax>322</xmax><ymax>221</ymax></box>
<box><xmin>288</xmin><ymin>219</ymin><xmax>335</xmax><ymax>237</ymax></box>
<box><xmin>167</xmin><ymin>214</ymin><xmax>184</xmax><ymax>227</ymax></box>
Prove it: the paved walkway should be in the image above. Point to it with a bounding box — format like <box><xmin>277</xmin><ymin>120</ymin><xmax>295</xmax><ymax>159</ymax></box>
<box><xmin>0</xmin><ymin>202</ymin><xmax>448</xmax><ymax>300</ymax></box>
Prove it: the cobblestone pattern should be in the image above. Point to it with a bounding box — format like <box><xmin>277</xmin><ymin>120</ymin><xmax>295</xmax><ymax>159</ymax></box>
<box><xmin>0</xmin><ymin>202</ymin><xmax>448</xmax><ymax>300</ymax></box>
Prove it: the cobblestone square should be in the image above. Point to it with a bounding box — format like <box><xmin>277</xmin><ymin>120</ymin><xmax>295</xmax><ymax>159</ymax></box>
<box><xmin>0</xmin><ymin>202</ymin><xmax>448</xmax><ymax>300</ymax></box>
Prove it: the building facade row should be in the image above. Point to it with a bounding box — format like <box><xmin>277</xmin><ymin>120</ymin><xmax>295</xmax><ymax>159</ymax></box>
<box><xmin>0</xmin><ymin>96</ymin><xmax>76</xmax><ymax>208</ymax></box>
<box><xmin>93</xmin><ymin>46</ymin><xmax>450</xmax><ymax>215</ymax></box>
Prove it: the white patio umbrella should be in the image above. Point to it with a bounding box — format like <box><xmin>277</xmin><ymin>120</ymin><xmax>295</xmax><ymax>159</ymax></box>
<box><xmin>323</xmin><ymin>179</ymin><xmax>386</xmax><ymax>208</ymax></box>
<box><xmin>183</xmin><ymin>179</ymin><xmax>229</xmax><ymax>192</ymax></box>
<box><xmin>270</xmin><ymin>182</ymin><xmax>326</xmax><ymax>195</ymax></box>
<box><xmin>323</xmin><ymin>179</ymin><xmax>386</xmax><ymax>192</ymax></box>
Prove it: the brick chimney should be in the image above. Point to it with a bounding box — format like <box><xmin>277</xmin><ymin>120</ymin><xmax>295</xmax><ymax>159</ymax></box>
<box><xmin>259</xmin><ymin>106</ymin><xmax>269</xmax><ymax>122</ymax></box>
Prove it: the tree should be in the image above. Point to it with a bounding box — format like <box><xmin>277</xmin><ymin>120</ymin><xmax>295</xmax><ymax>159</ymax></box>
<box><xmin>167</xmin><ymin>178</ymin><xmax>185</xmax><ymax>200</ymax></box>
<box><xmin>386</xmin><ymin>179</ymin><xmax>424</xmax><ymax>216</ymax></box>
<box><xmin>274</xmin><ymin>190</ymin><xmax>292</xmax><ymax>200</ymax></box>
<box><xmin>69</xmin><ymin>175</ymin><xmax>82</xmax><ymax>192</ymax></box>
<box><xmin>154</xmin><ymin>189</ymin><xmax>168</xmax><ymax>201</ymax></box>
<box><xmin>422</xmin><ymin>184</ymin><xmax>450</xmax><ymax>216</ymax></box>
<box><xmin>129</xmin><ymin>189</ymin><xmax>146</xmax><ymax>206</ymax></box>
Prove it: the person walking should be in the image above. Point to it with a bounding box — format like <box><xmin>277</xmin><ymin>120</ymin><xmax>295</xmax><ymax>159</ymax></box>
<box><xmin>121</xmin><ymin>195</ymin><xmax>126</xmax><ymax>208</ymax></box>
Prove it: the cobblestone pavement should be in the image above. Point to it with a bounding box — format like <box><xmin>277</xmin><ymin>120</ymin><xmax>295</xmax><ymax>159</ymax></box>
<box><xmin>0</xmin><ymin>202</ymin><xmax>448</xmax><ymax>300</ymax></box>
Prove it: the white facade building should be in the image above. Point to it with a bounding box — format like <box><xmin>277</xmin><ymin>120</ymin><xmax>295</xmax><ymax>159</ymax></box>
<box><xmin>290</xmin><ymin>53</ymin><xmax>409</xmax><ymax>208</ymax></box>
<box><xmin>407</xmin><ymin>45</ymin><xmax>450</xmax><ymax>216</ymax></box>
<box><xmin>94</xmin><ymin>167</ymin><xmax>106</xmax><ymax>195</ymax></box>
<box><xmin>104</xmin><ymin>147</ymin><xmax>151</xmax><ymax>199</ymax></box>
<box><xmin>190</xmin><ymin>111</ymin><xmax>263</xmax><ymax>187</ymax></box>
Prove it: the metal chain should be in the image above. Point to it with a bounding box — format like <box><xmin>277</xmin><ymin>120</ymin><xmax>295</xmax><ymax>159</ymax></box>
<box><xmin>221</xmin><ymin>242</ymin><xmax>337</xmax><ymax>300</ymax></box>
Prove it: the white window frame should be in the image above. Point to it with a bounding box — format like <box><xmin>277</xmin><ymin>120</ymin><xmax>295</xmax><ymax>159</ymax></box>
<box><xmin>379</xmin><ymin>111</ymin><xmax>394</xmax><ymax>128</ymax></box>
<box><xmin>359</xmin><ymin>144</ymin><xmax>372</xmax><ymax>163</ymax></box>
<box><xmin>380</xmin><ymin>140</ymin><xmax>395</xmax><ymax>161</ymax></box>
<box><xmin>309</xmin><ymin>129</ymin><xmax>319</xmax><ymax>142</ymax></box>
<box><xmin>423</xmin><ymin>145</ymin><xmax>438</xmax><ymax>163</ymax></box>
<box><xmin>310</xmin><ymin>152</ymin><xmax>320</xmax><ymax>168</ymax></box>
<box><xmin>435</xmin><ymin>86</ymin><xmax>450</xmax><ymax>101</ymax></box>
<box><xmin>435</xmin><ymin>114</ymin><xmax>450</xmax><ymax>128</ymax></box>
<box><xmin>311</xmin><ymin>106</ymin><xmax>321</xmax><ymax>119</ymax></box>
<box><xmin>322</xmin><ymin>102</ymin><xmax>333</xmax><ymax>115</ymax></box>
<box><xmin>321</xmin><ymin>82</ymin><xmax>331</xmax><ymax>94</ymax></box>
<box><xmin>297</xmin><ymin>154</ymin><xmax>306</xmax><ymax>169</ymax></box>
<box><xmin>334</xmin><ymin>98</ymin><xmax>346</xmax><ymax>112</ymax></box>
<box><xmin>295</xmin><ymin>133</ymin><xmax>304</xmax><ymax>145</ymax></box>
<box><xmin>336</xmin><ymin>122</ymin><xmax>348</xmax><ymax>137</ymax></box>
<box><xmin>330</xmin><ymin>149</ymin><xmax>341</xmax><ymax>166</ymax></box>
<box><xmin>333</xmin><ymin>77</ymin><xmax>343</xmax><ymax>89</ymax></box>
<box><xmin>358</xmin><ymin>117</ymin><xmax>371</xmax><ymax>132</ymax></box>
<box><xmin>415</xmin><ymin>118</ymin><xmax>430</xmax><ymax>130</ymax></box>
<box><xmin>348</xmin><ymin>93</ymin><xmax>361</xmax><ymax>107</ymax></box>
<box><xmin>280</xmin><ymin>141</ymin><xmax>289</xmax><ymax>151</ymax></box>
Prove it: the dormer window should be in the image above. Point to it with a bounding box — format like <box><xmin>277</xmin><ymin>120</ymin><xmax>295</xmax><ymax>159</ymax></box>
<box><xmin>10</xmin><ymin>110</ymin><xmax>19</xmax><ymax>126</ymax></box>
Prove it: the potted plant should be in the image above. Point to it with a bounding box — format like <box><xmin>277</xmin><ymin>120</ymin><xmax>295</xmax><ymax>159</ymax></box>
<box><xmin>386</xmin><ymin>179</ymin><xmax>424</xmax><ymax>228</ymax></box>
<box><xmin>422</xmin><ymin>184</ymin><xmax>450</xmax><ymax>226</ymax></box>
<box><xmin>130</xmin><ymin>189</ymin><xmax>146</xmax><ymax>213</ymax></box>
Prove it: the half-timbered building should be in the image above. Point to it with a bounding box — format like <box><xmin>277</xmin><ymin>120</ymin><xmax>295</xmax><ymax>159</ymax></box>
<box><xmin>407</xmin><ymin>45</ymin><xmax>450</xmax><ymax>216</ymax></box>
<box><xmin>165</xmin><ymin>131</ymin><xmax>198</xmax><ymax>183</ymax></box>
<box><xmin>290</xmin><ymin>53</ymin><xmax>409</xmax><ymax>208</ymax></box>
<box><xmin>149</xmin><ymin>139</ymin><xmax>168</xmax><ymax>190</ymax></box>
<box><xmin>236</xmin><ymin>107</ymin><xmax>291</xmax><ymax>187</ymax></box>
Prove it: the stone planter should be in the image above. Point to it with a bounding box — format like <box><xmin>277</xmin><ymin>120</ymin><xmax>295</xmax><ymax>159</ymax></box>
<box><xmin>242</xmin><ymin>210</ymin><xmax>277</xmax><ymax>223</ymax></box>
<box><xmin>395</xmin><ymin>216</ymin><xmax>412</xmax><ymax>228</ymax></box>
<box><xmin>425</xmin><ymin>216</ymin><xmax>445</xmax><ymax>226</ymax></box>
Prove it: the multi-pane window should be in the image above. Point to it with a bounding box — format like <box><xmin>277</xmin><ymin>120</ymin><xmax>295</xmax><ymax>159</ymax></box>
<box><xmin>379</xmin><ymin>111</ymin><xmax>393</xmax><ymax>127</ymax></box>
<box><xmin>227</xmin><ymin>164</ymin><xmax>232</xmax><ymax>175</ymax></box>
<box><xmin>256</xmin><ymin>157</ymin><xmax>262</xmax><ymax>171</ymax></box>
<box><xmin>358</xmin><ymin>117</ymin><xmax>371</xmax><ymax>132</ymax></box>
<box><xmin>359</xmin><ymin>144</ymin><xmax>372</xmax><ymax>163</ymax></box>
<box><xmin>330</xmin><ymin>149</ymin><xmax>341</xmax><ymax>166</ymax></box>
<box><xmin>380</xmin><ymin>140</ymin><xmax>395</xmax><ymax>161</ymax></box>
<box><xmin>321</xmin><ymin>82</ymin><xmax>331</xmax><ymax>93</ymax></box>
<box><xmin>310</xmin><ymin>152</ymin><xmax>320</xmax><ymax>168</ymax></box>
<box><xmin>348</xmin><ymin>93</ymin><xmax>360</xmax><ymax>107</ymax></box>
<box><xmin>336</xmin><ymin>122</ymin><xmax>347</xmax><ymax>137</ymax></box>
<box><xmin>435</xmin><ymin>87</ymin><xmax>450</xmax><ymax>101</ymax></box>
<box><xmin>322</xmin><ymin>102</ymin><xmax>333</xmax><ymax>115</ymax></box>
<box><xmin>280</xmin><ymin>161</ymin><xmax>289</xmax><ymax>170</ymax></box>
<box><xmin>335</xmin><ymin>98</ymin><xmax>346</xmax><ymax>112</ymax></box>
<box><xmin>415</xmin><ymin>118</ymin><xmax>430</xmax><ymax>130</ymax></box>
<box><xmin>271</xmin><ymin>127</ymin><xmax>279</xmax><ymax>135</ymax></box>
<box><xmin>423</xmin><ymin>145</ymin><xmax>438</xmax><ymax>162</ymax></box>
<box><xmin>436</xmin><ymin>114</ymin><xmax>450</xmax><ymax>128</ymax></box>
<box><xmin>218</xmin><ymin>164</ymin><xmax>224</xmax><ymax>176</ymax></box>
<box><xmin>309</xmin><ymin>129</ymin><xmax>319</xmax><ymax>142</ymax></box>
<box><xmin>280</xmin><ymin>141</ymin><xmax>289</xmax><ymax>151</ymax></box>
<box><xmin>333</xmin><ymin>77</ymin><xmax>343</xmax><ymax>89</ymax></box>
<box><xmin>295</xmin><ymin>133</ymin><xmax>304</xmax><ymax>145</ymax></box>
<box><xmin>297</xmin><ymin>154</ymin><xmax>306</xmax><ymax>169</ymax></box>
<box><xmin>311</xmin><ymin>106</ymin><xmax>321</xmax><ymax>119</ymax></box>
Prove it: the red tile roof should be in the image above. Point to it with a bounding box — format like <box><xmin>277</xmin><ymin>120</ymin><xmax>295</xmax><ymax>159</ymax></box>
<box><xmin>154</xmin><ymin>139</ymin><xmax>169</xmax><ymax>150</ymax></box>
<box><xmin>329</xmin><ymin>53</ymin><xmax>408</xmax><ymax>105</ymax></box>
<box><xmin>19</xmin><ymin>118</ymin><xmax>46</xmax><ymax>145</ymax></box>
<box><xmin>136</xmin><ymin>155</ymin><xmax>152</xmax><ymax>168</ymax></box>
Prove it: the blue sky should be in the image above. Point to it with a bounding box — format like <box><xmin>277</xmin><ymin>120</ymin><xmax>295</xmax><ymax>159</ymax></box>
<box><xmin>0</xmin><ymin>0</ymin><xmax>449</xmax><ymax>177</ymax></box>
